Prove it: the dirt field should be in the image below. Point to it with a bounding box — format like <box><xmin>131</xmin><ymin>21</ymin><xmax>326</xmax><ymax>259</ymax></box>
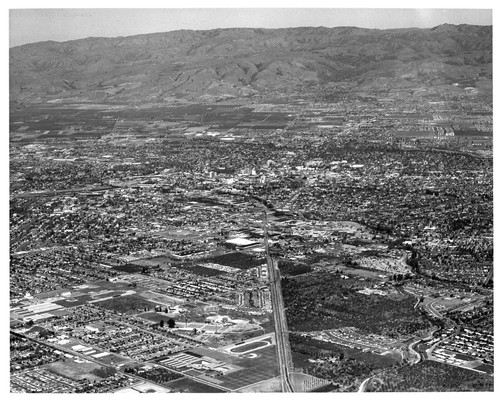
<box><xmin>96</xmin><ymin>294</ymin><xmax>158</xmax><ymax>314</ymax></box>
<box><xmin>236</xmin><ymin>376</ymin><xmax>282</xmax><ymax>392</ymax></box>
<box><xmin>165</xmin><ymin>377</ymin><xmax>226</xmax><ymax>393</ymax></box>
<box><xmin>45</xmin><ymin>359</ymin><xmax>102</xmax><ymax>381</ymax></box>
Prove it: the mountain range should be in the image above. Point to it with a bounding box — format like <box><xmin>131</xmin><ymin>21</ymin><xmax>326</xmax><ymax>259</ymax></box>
<box><xmin>9</xmin><ymin>24</ymin><xmax>492</xmax><ymax>103</ymax></box>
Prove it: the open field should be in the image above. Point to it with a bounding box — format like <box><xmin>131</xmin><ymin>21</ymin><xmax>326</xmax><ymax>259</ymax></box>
<box><xmin>128</xmin><ymin>256</ymin><xmax>175</xmax><ymax>268</ymax></box>
<box><xmin>129</xmin><ymin>381</ymin><xmax>171</xmax><ymax>393</ymax></box>
<box><xmin>201</xmin><ymin>252</ymin><xmax>265</xmax><ymax>270</ymax></box>
<box><xmin>33</xmin><ymin>280</ymin><xmax>145</xmax><ymax>310</ymax></box>
<box><xmin>10</xmin><ymin>105</ymin><xmax>117</xmax><ymax>139</ymax></box>
<box><xmin>289</xmin><ymin>372</ymin><xmax>331</xmax><ymax>392</ymax></box>
<box><xmin>92</xmin><ymin>352</ymin><xmax>130</xmax><ymax>366</ymax></box>
<box><xmin>9</xmin><ymin>103</ymin><xmax>293</xmax><ymax>143</ymax></box>
<box><xmin>112</xmin><ymin>264</ymin><xmax>143</xmax><ymax>274</ymax></box>
<box><xmin>139</xmin><ymin>291</ymin><xmax>184</xmax><ymax>306</ymax></box>
<box><xmin>54</xmin><ymin>295</ymin><xmax>93</xmax><ymax>308</ymax></box>
<box><xmin>236</xmin><ymin>376</ymin><xmax>282</xmax><ymax>392</ymax></box>
<box><xmin>136</xmin><ymin>311</ymin><xmax>172</xmax><ymax>324</ymax></box>
<box><xmin>45</xmin><ymin>359</ymin><xmax>103</xmax><ymax>382</ymax></box>
<box><xmin>278</xmin><ymin>259</ymin><xmax>312</xmax><ymax>276</ymax></box>
<box><xmin>178</xmin><ymin>264</ymin><xmax>223</xmax><ymax>277</ymax></box>
<box><xmin>165</xmin><ymin>377</ymin><xmax>226</xmax><ymax>393</ymax></box>
<box><xmin>96</xmin><ymin>294</ymin><xmax>158</xmax><ymax>315</ymax></box>
<box><xmin>474</xmin><ymin>364</ymin><xmax>494</xmax><ymax>374</ymax></box>
<box><xmin>341</xmin><ymin>266</ymin><xmax>390</xmax><ymax>279</ymax></box>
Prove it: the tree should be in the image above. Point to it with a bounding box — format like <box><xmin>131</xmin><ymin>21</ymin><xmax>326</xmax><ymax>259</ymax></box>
<box><xmin>92</xmin><ymin>366</ymin><xmax>117</xmax><ymax>378</ymax></box>
<box><xmin>167</xmin><ymin>318</ymin><xmax>176</xmax><ymax>328</ymax></box>
<box><xmin>159</xmin><ymin>320</ymin><xmax>165</xmax><ymax>328</ymax></box>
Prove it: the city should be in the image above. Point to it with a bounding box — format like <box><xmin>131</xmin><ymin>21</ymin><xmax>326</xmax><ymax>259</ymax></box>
<box><xmin>9</xmin><ymin>10</ymin><xmax>494</xmax><ymax>393</ymax></box>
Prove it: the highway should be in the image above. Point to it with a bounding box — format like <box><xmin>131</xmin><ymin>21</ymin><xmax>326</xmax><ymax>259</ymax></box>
<box><xmin>262</xmin><ymin>211</ymin><xmax>294</xmax><ymax>392</ymax></box>
<box><xmin>425</xmin><ymin>298</ymin><xmax>444</xmax><ymax>319</ymax></box>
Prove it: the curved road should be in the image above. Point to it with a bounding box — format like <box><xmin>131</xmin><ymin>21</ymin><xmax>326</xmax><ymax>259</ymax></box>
<box><xmin>408</xmin><ymin>339</ymin><xmax>422</xmax><ymax>364</ymax></box>
<box><xmin>358</xmin><ymin>376</ymin><xmax>373</xmax><ymax>392</ymax></box>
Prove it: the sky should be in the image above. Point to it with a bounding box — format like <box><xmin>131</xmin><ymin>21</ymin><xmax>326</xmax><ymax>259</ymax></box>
<box><xmin>8</xmin><ymin>2</ymin><xmax>494</xmax><ymax>47</ymax></box>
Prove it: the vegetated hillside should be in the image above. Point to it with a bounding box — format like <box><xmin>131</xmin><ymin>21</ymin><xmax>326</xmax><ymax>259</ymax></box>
<box><xmin>10</xmin><ymin>24</ymin><xmax>492</xmax><ymax>103</ymax></box>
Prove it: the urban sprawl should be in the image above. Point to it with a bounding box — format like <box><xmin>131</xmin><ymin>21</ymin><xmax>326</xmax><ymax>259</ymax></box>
<box><xmin>10</xmin><ymin>84</ymin><xmax>493</xmax><ymax>392</ymax></box>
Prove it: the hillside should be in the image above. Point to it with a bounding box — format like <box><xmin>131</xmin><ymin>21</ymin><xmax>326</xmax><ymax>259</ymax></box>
<box><xmin>9</xmin><ymin>24</ymin><xmax>492</xmax><ymax>103</ymax></box>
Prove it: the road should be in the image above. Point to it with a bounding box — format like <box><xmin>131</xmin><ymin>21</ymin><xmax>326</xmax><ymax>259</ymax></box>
<box><xmin>358</xmin><ymin>376</ymin><xmax>373</xmax><ymax>392</ymax></box>
<box><xmin>10</xmin><ymin>330</ymin><xmax>145</xmax><ymax>384</ymax></box>
<box><xmin>263</xmin><ymin>211</ymin><xmax>294</xmax><ymax>393</ymax></box>
<box><xmin>425</xmin><ymin>299</ymin><xmax>444</xmax><ymax>319</ymax></box>
<box><xmin>407</xmin><ymin>339</ymin><xmax>422</xmax><ymax>364</ymax></box>
<box><xmin>11</xmin><ymin>330</ymin><xmax>230</xmax><ymax>393</ymax></box>
<box><xmin>13</xmin><ymin>185</ymin><xmax>114</xmax><ymax>199</ymax></box>
<box><xmin>267</xmin><ymin>257</ymin><xmax>294</xmax><ymax>392</ymax></box>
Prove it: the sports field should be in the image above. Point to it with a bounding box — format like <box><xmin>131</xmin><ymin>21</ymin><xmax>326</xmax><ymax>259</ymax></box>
<box><xmin>229</xmin><ymin>341</ymin><xmax>270</xmax><ymax>354</ymax></box>
<box><xmin>159</xmin><ymin>343</ymin><xmax>278</xmax><ymax>391</ymax></box>
<box><xmin>217</xmin><ymin>345</ymin><xmax>278</xmax><ymax>390</ymax></box>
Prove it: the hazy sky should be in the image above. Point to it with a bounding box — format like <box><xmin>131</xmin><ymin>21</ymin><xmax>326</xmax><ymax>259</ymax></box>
<box><xmin>9</xmin><ymin>4</ymin><xmax>494</xmax><ymax>47</ymax></box>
